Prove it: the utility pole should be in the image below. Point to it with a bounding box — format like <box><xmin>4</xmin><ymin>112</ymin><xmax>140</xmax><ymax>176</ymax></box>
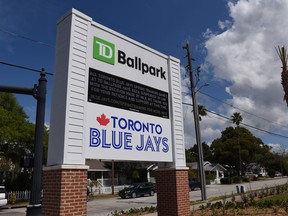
<box><xmin>184</xmin><ymin>42</ymin><xmax>207</xmax><ymax>200</ymax></box>
<box><xmin>111</xmin><ymin>160</ymin><xmax>115</xmax><ymax>195</ymax></box>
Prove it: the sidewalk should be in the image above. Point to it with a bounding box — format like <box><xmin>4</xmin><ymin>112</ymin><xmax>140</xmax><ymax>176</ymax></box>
<box><xmin>2</xmin><ymin>203</ymin><xmax>27</xmax><ymax>210</ymax></box>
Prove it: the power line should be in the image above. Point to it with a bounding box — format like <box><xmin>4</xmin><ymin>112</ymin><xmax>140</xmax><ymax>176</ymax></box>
<box><xmin>0</xmin><ymin>27</ymin><xmax>54</xmax><ymax>48</ymax></box>
<box><xmin>182</xmin><ymin>102</ymin><xmax>288</xmax><ymax>140</ymax></box>
<box><xmin>0</xmin><ymin>61</ymin><xmax>53</xmax><ymax>76</ymax></box>
<box><xmin>198</xmin><ymin>91</ymin><xmax>288</xmax><ymax>130</ymax></box>
<box><xmin>207</xmin><ymin>108</ymin><xmax>288</xmax><ymax>139</ymax></box>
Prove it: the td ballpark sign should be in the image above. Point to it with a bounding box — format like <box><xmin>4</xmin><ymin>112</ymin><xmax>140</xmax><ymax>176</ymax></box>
<box><xmin>48</xmin><ymin>9</ymin><xmax>184</xmax><ymax>164</ymax></box>
<box><xmin>93</xmin><ymin>36</ymin><xmax>167</xmax><ymax>80</ymax></box>
<box><xmin>86</xmin><ymin>32</ymin><xmax>172</xmax><ymax>161</ymax></box>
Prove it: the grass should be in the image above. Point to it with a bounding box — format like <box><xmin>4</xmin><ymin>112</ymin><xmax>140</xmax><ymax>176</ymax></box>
<box><xmin>109</xmin><ymin>182</ymin><xmax>288</xmax><ymax>215</ymax></box>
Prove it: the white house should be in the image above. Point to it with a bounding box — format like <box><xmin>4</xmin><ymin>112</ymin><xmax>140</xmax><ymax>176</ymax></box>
<box><xmin>187</xmin><ymin>161</ymin><xmax>227</xmax><ymax>184</ymax></box>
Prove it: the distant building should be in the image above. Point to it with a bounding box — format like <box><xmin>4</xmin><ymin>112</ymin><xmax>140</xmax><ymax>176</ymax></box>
<box><xmin>187</xmin><ymin>161</ymin><xmax>227</xmax><ymax>184</ymax></box>
<box><xmin>245</xmin><ymin>163</ymin><xmax>267</xmax><ymax>177</ymax></box>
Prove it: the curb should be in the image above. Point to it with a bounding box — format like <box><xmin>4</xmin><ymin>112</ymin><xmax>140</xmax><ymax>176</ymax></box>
<box><xmin>2</xmin><ymin>204</ymin><xmax>27</xmax><ymax>209</ymax></box>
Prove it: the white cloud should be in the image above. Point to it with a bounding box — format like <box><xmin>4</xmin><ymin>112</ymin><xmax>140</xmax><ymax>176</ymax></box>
<box><xmin>202</xmin><ymin>28</ymin><xmax>215</xmax><ymax>40</ymax></box>
<box><xmin>201</xmin><ymin>0</ymin><xmax>288</xmax><ymax>147</ymax></box>
<box><xmin>268</xmin><ymin>143</ymin><xmax>288</xmax><ymax>154</ymax></box>
<box><xmin>218</xmin><ymin>20</ymin><xmax>232</xmax><ymax>30</ymax></box>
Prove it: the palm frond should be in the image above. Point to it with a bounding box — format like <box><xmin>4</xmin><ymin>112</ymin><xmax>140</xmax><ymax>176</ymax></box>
<box><xmin>275</xmin><ymin>46</ymin><xmax>287</xmax><ymax>69</ymax></box>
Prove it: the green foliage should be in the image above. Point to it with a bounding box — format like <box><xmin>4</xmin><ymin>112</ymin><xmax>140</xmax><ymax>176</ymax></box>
<box><xmin>220</xmin><ymin>177</ymin><xmax>231</xmax><ymax>184</ymax></box>
<box><xmin>206</xmin><ymin>172</ymin><xmax>216</xmax><ymax>181</ymax></box>
<box><xmin>5</xmin><ymin>169</ymin><xmax>32</xmax><ymax>191</ymax></box>
<box><xmin>231</xmin><ymin>176</ymin><xmax>241</xmax><ymax>184</ymax></box>
<box><xmin>210</xmin><ymin>126</ymin><xmax>271</xmax><ymax>175</ymax></box>
<box><xmin>197</xmin><ymin>185</ymin><xmax>288</xmax><ymax>215</ymax></box>
<box><xmin>186</xmin><ymin>142</ymin><xmax>213</xmax><ymax>163</ymax></box>
<box><xmin>10</xmin><ymin>193</ymin><xmax>16</xmax><ymax>205</ymax></box>
<box><xmin>0</xmin><ymin>93</ymin><xmax>49</xmax><ymax>189</ymax></box>
<box><xmin>188</xmin><ymin>167</ymin><xmax>198</xmax><ymax>179</ymax></box>
<box><xmin>231</xmin><ymin>112</ymin><xmax>243</xmax><ymax>126</ymax></box>
<box><xmin>109</xmin><ymin>206</ymin><xmax>157</xmax><ymax>216</ymax></box>
<box><xmin>104</xmin><ymin>161</ymin><xmax>150</xmax><ymax>184</ymax></box>
<box><xmin>268</xmin><ymin>169</ymin><xmax>276</xmax><ymax>178</ymax></box>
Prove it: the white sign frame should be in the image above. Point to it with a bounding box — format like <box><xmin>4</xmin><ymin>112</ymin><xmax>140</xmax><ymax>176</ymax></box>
<box><xmin>48</xmin><ymin>9</ymin><xmax>186</xmax><ymax>167</ymax></box>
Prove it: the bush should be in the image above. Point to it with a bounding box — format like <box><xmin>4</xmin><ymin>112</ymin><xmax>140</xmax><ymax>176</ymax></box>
<box><xmin>232</xmin><ymin>176</ymin><xmax>241</xmax><ymax>183</ymax></box>
<box><xmin>242</xmin><ymin>176</ymin><xmax>250</xmax><ymax>182</ymax></box>
<box><xmin>268</xmin><ymin>169</ymin><xmax>276</xmax><ymax>178</ymax></box>
<box><xmin>220</xmin><ymin>177</ymin><xmax>231</xmax><ymax>184</ymax></box>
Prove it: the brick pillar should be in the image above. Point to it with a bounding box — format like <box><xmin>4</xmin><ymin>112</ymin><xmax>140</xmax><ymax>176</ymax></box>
<box><xmin>42</xmin><ymin>165</ymin><xmax>88</xmax><ymax>216</ymax></box>
<box><xmin>156</xmin><ymin>169</ymin><xmax>190</xmax><ymax>216</ymax></box>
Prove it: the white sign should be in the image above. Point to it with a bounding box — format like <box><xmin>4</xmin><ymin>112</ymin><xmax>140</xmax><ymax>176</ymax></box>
<box><xmin>48</xmin><ymin>9</ymin><xmax>185</xmax><ymax>166</ymax></box>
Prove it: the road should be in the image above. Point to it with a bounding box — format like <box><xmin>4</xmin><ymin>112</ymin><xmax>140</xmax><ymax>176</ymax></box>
<box><xmin>1</xmin><ymin>177</ymin><xmax>287</xmax><ymax>216</ymax></box>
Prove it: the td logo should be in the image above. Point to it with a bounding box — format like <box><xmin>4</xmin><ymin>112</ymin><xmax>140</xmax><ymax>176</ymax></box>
<box><xmin>93</xmin><ymin>37</ymin><xmax>115</xmax><ymax>65</ymax></box>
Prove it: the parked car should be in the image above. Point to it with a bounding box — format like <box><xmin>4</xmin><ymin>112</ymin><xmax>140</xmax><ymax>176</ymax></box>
<box><xmin>189</xmin><ymin>179</ymin><xmax>201</xmax><ymax>191</ymax></box>
<box><xmin>119</xmin><ymin>182</ymin><xmax>155</xmax><ymax>199</ymax></box>
<box><xmin>245</xmin><ymin>172</ymin><xmax>258</xmax><ymax>178</ymax></box>
<box><xmin>0</xmin><ymin>186</ymin><xmax>7</xmax><ymax>207</ymax></box>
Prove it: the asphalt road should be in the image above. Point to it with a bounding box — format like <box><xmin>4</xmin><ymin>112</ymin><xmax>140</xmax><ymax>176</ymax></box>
<box><xmin>87</xmin><ymin>177</ymin><xmax>288</xmax><ymax>216</ymax></box>
<box><xmin>1</xmin><ymin>177</ymin><xmax>287</xmax><ymax>216</ymax></box>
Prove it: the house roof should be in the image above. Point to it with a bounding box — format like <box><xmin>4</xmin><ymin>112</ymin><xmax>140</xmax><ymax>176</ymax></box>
<box><xmin>85</xmin><ymin>159</ymin><xmax>110</xmax><ymax>171</ymax></box>
<box><xmin>187</xmin><ymin>161</ymin><xmax>227</xmax><ymax>172</ymax></box>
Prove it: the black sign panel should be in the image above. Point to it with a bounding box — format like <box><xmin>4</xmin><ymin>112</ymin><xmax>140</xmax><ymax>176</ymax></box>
<box><xmin>88</xmin><ymin>68</ymin><xmax>169</xmax><ymax>118</ymax></box>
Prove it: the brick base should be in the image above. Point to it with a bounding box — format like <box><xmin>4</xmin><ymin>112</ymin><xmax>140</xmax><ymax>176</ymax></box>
<box><xmin>42</xmin><ymin>166</ymin><xmax>88</xmax><ymax>216</ymax></box>
<box><xmin>156</xmin><ymin>169</ymin><xmax>190</xmax><ymax>216</ymax></box>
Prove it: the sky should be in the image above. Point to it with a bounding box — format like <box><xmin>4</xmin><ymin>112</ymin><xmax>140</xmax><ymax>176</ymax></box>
<box><xmin>0</xmin><ymin>0</ymin><xmax>288</xmax><ymax>153</ymax></box>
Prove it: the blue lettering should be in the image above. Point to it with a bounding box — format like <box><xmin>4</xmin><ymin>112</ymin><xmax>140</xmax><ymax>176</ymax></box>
<box><xmin>162</xmin><ymin>137</ymin><xmax>169</xmax><ymax>153</ymax></box>
<box><xmin>142</xmin><ymin>123</ymin><xmax>149</xmax><ymax>132</ymax></box>
<box><xmin>111</xmin><ymin>116</ymin><xmax>118</xmax><ymax>128</ymax></box>
<box><xmin>112</xmin><ymin>131</ymin><xmax>122</xmax><ymax>149</ymax></box>
<box><xmin>136</xmin><ymin>135</ymin><xmax>145</xmax><ymax>151</ymax></box>
<box><xmin>102</xmin><ymin>130</ymin><xmax>111</xmax><ymax>148</ymax></box>
<box><xmin>144</xmin><ymin>136</ymin><xmax>155</xmax><ymax>152</ymax></box>
<box><xmin>155</xmin><ymin>125</ymin><xmax>162</xmax><ymax>135</ymax></box>
<box><xmin>90</xmin><ymin>128</ymin><xmax>100</xmax><ymax>147</ymax></box>
<box><xmin>128</xmin><ymin>119</ymin><xmax>134</xmax><ymax>130</ymax></box>
<box><xmin>119</xmin><ymin>118</ymin><xmax>127</xmax><ymax>129</ymax></box>
<box><xmin>134</xmin><ymin>121</ymin><xmax>141</xmax><ymax>132</ymax></box>
<box><xmin>153</xmin><ymin>136</ymin><xmax>161</xmax><ymax>152</ymax></box>
<box><xmin>124</xmin><ymin>132</ymin><xmax>132</xmax><ymax>150</ymax></box>
<box><xmin>110</xmin><ymin>115</ymin><xmax>162</xmax><ymax>134</ymax></box>
<box><xmin>150</xmin><ymin>123</ymin><xmax>155</xmax><ymax>133</ymax></box>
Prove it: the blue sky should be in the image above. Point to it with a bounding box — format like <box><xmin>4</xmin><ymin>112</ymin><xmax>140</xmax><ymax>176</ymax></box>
<box><xmin>1</xmin><ymin>0</ymin><xmax>288</xmax><ymax>152</ymax></box>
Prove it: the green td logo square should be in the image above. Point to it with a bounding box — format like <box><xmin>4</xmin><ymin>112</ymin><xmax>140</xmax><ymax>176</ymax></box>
<box><xmin>93</xmin><ymin>37</ymin><xmax>115</xmax><ymax>65</ymax></box>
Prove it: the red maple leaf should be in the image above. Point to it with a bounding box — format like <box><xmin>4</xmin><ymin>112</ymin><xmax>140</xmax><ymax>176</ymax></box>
<box><xmin>97</xmin><ymin>113</ymin><xmax>110</xmax><ymax>126</ymax></box>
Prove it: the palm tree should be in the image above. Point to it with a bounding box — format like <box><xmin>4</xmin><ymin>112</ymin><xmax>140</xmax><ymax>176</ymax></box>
<box><xmin>231</xmin><ymin>112</ymin><xmax>243</xmax><ymax>178</ymax></box>
<box><xmin>231</xmin><ymin>112</ymin><xmax>243</xmax><ymax>127</ymax></box>
<box><xmin>198</xmin><ymin>105</ymin><xmax>207</xmax><ymax>121</ymax></box>
<box><xmin>276</xmin><ymin>46</ymin><xmax>288</xmax><ymax>107</ymax></box>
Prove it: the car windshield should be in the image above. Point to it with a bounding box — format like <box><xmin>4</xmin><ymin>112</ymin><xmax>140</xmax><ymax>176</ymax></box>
<box><xmin>126</xmin><ymin>184</ymin><xmax>138</xmax><ymax>189</ymax></box>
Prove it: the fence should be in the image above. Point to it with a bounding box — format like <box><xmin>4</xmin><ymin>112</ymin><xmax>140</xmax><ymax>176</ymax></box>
<box><xmin>7</xmin><ymin>185</ymin><xmax>126</xmax><ymax>202</ymax></box>
<box><xmin>7</xmin><ymin>190</ymin><xmax>31</xmax><ymax>202</ymax></box>
<box><xmin>95</xmin><ymin>185</ymin><xmax>125</xmax><ymax>194</ymax></box>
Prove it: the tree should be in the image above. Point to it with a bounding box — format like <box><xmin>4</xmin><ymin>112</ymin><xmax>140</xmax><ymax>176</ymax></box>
<box><xmin>276</xmin><ymin>46</ymin><xmax>288</xmax><ymax>106</ymax></box>
<box><xmin>231</xmin><ymin>112</ymin><xmax>243</xmax><ymax>176</ymax></box>
<box><xmin>104</xmin><ymin>161</ymin><xmax>151</xmax><ymax>184</ymax></box>
<box><xmin>231</xmin><ymin>112</ymin><xmax>243</xmax><ymax>126</ymax></box>
<box><xmin>210</xmin><ymin>126</ymin><xmax>272</xmax><ymax>176</ymax></box>
<box><xmin>198</xmin><ymin>105</ymin><xmax>207</xmax><ymax>121</ymax></box>
<box><xmin>0</xmin><ymin>93</ymin><xmax>48</xmax><ymax>170</ymax></box>
<box><xmin>186</xmin><ymin>142</ymin><xmax>213</xmax><ymax>163</ymax></box>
